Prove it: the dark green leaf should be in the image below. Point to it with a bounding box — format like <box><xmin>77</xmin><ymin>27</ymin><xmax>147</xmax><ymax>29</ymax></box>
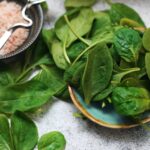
<box><xmin>64</xmin><ymin>61</ymin><xmax>85</xmax><ymax>86</ymax></box>
<box><xmin>112</xmin><ymin>87</ymin><xmax>150</xmax><ymax>116</ymax></box>
<box><xmin>34</xmin><ymin>65</ymin><xmax>66</xmax><ymax>95</ymax></box>
<box><xmin>0</xmin><ymin>114</ymin><xmax>13</xmax><ymax>150</ymax></box>
<box><xmin>114</xmin><ymin>28</ymin><xmax>142</xmax><ymax>62</ymax></box>
<box><xmin>109</xmin><ymin>3</ymin><xmax>145</xmax><ymax>26</ymax></box>
<box><xmin>82</xmin><ymin>43</ymin><xmax>113</xmax><ymax>104</ymax></box>
<box><xmin>38</xmin><ymin>131</ymin><xmax>66</xmax><ymax>150</ymax></box>
<box><xmin>67</xmin><ymin>41</ymin><xmax>87</xmax><ymax>62</ymax></box>
<box><xmin>0</xmin><ymin>80</ymin><xmax>53</xmax><ymax>114</ymax></box>
<box><xmin>11</xmin><ymin>111</ymin><xmax>38</xmax><ymax>150</ymax></box>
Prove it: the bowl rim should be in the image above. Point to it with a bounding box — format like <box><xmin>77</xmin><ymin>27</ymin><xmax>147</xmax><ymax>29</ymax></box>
<box><xmin>68</xmin><ymin>86</ymin><xmax>150</xmax><ymax>129</ymax></box>
<box><xmin>0</xmin><ymin>4</ymin><xmax>43</xmax><ymax>60</ymax></box>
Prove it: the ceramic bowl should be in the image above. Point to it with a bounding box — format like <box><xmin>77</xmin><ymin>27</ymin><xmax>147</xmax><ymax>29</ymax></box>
<box><xmin>69</xmin><ymin>86</ymin><xmax>150</xmax><ymax>129</ymax></box>
<box><xmin>0</xmin><ymin>0</ymin><xmax>43</xmax><ymax>60</ymax></box>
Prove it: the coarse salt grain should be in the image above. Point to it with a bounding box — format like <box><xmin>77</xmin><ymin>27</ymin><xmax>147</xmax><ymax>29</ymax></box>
<box><xmin>0</xmin><ymin>0</ymin><xmax>29</xmax><ymax>55</ymax></box>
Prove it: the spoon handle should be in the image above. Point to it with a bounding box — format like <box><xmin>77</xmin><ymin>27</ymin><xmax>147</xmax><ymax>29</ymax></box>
<box><xmin>0</xmin><ymin>30</ymin><xmax>12</xmax><ymax>50</ymax></box>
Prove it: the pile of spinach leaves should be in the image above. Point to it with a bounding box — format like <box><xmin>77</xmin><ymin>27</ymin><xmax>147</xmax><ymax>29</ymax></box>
<box><xmin>0</xmin><ymin>0</ymin><xmax>150</xmax><ymax>149</ymax></box>
<box><xmin>43</xmin><ymin>0</ymin><xmax>150</xmax><ymax>118</ymax></box>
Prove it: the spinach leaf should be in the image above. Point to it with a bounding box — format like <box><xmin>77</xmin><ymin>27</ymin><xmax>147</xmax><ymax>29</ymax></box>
<box><xmin>93</xmin><ymin>67</ymin><xmax>140</xmax><ymax>101</ymax></box>
<box><xmin>109</xmin><ymin>3</ymin><xmax>145</xmax><ymax>26</ymax></box>
<box><xmin>143</xmin><ymin>28</ymin><xmax>150</xmax><ymax>51</ymax></box>
<box><xmin>51</xmin><ymin>40</ymin><xmax>69</xmax><ymax>70</ymax></box>
<box><xmin>93</xmin><ymin>85</ymin><xmax>113</xmax><ymax>101</ymax></box>
<box><xmin>65</xmin><ymin>0</ymin><xmax>96</xmax><ymax>8</ymax></box>
<box><xmin>67</xmin><ymin>41</ymin><xmax>87</xmax><ymax>62</ymax></box>
<box><xmin>64</xmin><ymin>61</ymin><xmax>85</xmax><ymax>87</ymax></box>
<box><xmin>145</xmin><ymin>53</ymin><xmax>150</xmax><ymax>80</ymax></box>
<box><xmin>90</xmin><ymin>12</ymin><xmax>113</xmax><ymax>44</ymax></box>
<box><xmin>16</xmin><ymin>37</ymin><xmax>52</xmax><ymax>82</ymax></box>
<box><xmin>55</xmin><ymin>8</ymin><xmax>94</xmax><ymax>47</ymax></box>
<box><xmin>0</xmin><ymin>114</ymin><xmax>13</xmax><ymax>150</ymax></box>
<box><xmin>42</xmin><ymin>28</ymin><xmax>56</xmax><ymax>50</ymax></box>
<box><xmin>38</xmin><ymin>131</ymin><xmax>66</xmax><ymax>150</ymax></box>
<box><xmin>112</xmin><ymin>87</ymin><xmax>150</xmax><ymax>116</ymax></box>
<box><xmin>0</xmin><ymin>63</ymin><xmax>67</xmax><ymax>114</ymax></box>
<box><xmin>112</xmin><ymin>68</ymin><xmax>140</xmax><ymax>84</ymax></box>
<box><xmin>82</xmin><ymin>43</ymin><xmax>113</xmax><ymax>104</ymax></box>
<box><xmin>0</xmin><ymin>111</ymin><xmax>38</xmax><ymax>150</ymax></box>
<box><xmin>114</xmin><ymin>28</ymin><xmax>142</xmax><ymax>63</ymax></box>
<box><xmin>42</xmin><ymin>29</ymin><xmax>69</xmax><ymax>70</ymax></box>
<box><xmin>34</xmin><ymin>65</ymin><xmax>66</xmax><ymax>95</ymax></box>
<box><xmin>0</xmin><ymin>80</ymin><xmax>52</xmax><ymax>114</ymax></box>
<box><xmin>11</xmin><ymin>111</ymin><xmax>38</xmax><ymax>150</ymax></box>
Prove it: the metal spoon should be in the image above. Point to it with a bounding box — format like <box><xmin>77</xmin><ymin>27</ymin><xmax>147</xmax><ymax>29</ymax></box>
<box><xmin>0</xmin><ymin>0</ymin><xmax>45</xmax><ymax>50</ymax></box>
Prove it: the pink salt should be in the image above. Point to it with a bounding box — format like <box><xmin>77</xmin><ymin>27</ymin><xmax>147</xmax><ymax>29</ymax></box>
<box><xmin>0</xmin><ymin>0</ymin><xmax>29</xmax><ymax>55</ymax></box>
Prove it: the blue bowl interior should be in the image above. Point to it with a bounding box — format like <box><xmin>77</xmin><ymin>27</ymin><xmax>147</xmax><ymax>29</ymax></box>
<box><xmin>72</xmin><ymin>88</ymin><xmax>150</xmax><ymax>128</ymax></box>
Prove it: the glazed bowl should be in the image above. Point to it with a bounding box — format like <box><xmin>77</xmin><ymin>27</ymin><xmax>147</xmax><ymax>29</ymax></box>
<box><xmin>0</xmin><ymin>0</ymin><xmax>43</xmax><ymax>60</ymax></box>
<box><xmin>69</xmin><ymin>86</ymin><xmax>150</xmax><ymax>129</ymax></box>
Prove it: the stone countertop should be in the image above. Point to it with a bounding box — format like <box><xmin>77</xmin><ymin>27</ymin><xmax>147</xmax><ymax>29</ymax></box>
<box><xmin>35</xmin><ymin>0</ymin><xmax>150</xmax><ymax>150</ymax></box>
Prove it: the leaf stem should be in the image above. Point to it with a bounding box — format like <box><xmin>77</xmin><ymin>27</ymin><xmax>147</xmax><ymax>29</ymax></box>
<box><xmin>15</xmin><ymin>66</ymin><xmax>34</xmax><ymax>83</ymax></box>
<box><xmin>72</xmin><ymin>42</ymin><xmax>99</xmax><ymax>65</ymax></box>
<box><xmin>64</xmin><ymin>15</ymin><xmax>90</xmax><ymax>46</ymax></box>
<box><xmin>63</xmin><ymin>40</ymin><xmax>71</xmax><ymax>64</ymax></box>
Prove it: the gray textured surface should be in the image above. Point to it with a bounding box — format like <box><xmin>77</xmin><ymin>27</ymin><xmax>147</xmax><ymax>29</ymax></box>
<box><xmin>35</xmin><ymin>0</ymin><xmax>150</xmax><ymax>150</ymax></box>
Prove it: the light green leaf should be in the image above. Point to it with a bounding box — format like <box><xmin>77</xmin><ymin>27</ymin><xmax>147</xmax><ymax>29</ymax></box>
<box><xmin>65</xmin><ymin>0</ymin><xmax>96</xmax><ymax>8</ymax></box>
<box><xmin>55</xmin><ymin>8</ymin><xmax>94</xmax><ymax>47</ymax></box>
<box><xmin>11</xmin><ymin>111</ymin><xmax>38</xmax><ymax>150</ymax></box>
<box><xmin>38</xmin><ymin>131</ymin><xmax>66</xmax><ymax>150</ymax></box>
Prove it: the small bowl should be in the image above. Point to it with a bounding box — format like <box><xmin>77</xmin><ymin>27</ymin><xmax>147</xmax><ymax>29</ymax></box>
<box><xmin>0</xmin><ymin>0</ymin><xmax>43</xmax><ymax>60</ymax></box>
<box><xmin>69</xmin><ymin>86</ymin><xmax>150</xmax><ymax>129</ymax></box>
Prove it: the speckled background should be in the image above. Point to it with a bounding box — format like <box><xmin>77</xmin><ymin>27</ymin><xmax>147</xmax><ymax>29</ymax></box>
<box><xmin>35</xmin><ymin>0</ymin><xmax>150</xmax><ymax>150</ymax></box>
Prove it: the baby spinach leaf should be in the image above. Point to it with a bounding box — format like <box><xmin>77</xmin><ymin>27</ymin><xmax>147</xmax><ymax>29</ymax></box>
<box><xmin>93</xmin><ymin>85</ymin><xmax>113</xmax><ymax>101</ymax></box>
<box><xmin>34</xmin><ymin>65</ymin><xmax>66</xmax><ymax>95</ymax></box>
<box><xmin>112</xmin><ymin>87</ymin><xmax>150</xmax><ymax>116</ymax></box>
<box><xmin>67</xmin><ymin>41</ymin><xmax>87</xmax><ymax>62</ymax></box>
<box><xmin>65</xmin><ymin>0</ymin><xmax>96</xmax><ymax>8</ymax></box>
<box><xmin>109</xmin><ymin>3</ymin><xmax>145</xmax><ymax>26</ymax></box>
<box><xmin>145</xmin><ymin>53</ymin><xmax>150</xmax><ymax>80</ymax></box>
<box><xmin>42</xmin><ymin>28</ymin><xmax>56</xmax><ymax>50</ymax></box>
<box><xmin>51</xmin><ymin>40</ymin><xmax>69</xmax><ymax>70</ymax></box>
<box><xmin>91</xmin><ymin>12</ymin><xmax>112</xmax><ymax>37</ymax></box>
<box><xmin>0</xmin><ymin>114</ymin><xmax>13</xmax><ymax>150</ymax></box>
<box><xmin>0</xmin><ymin>111</ymin><xmax>38</xmax><ymax>150</ymax></box>
<box><xmin>11</xmin><ymin>111</ymin><xmax>38</xmax><ymax>150</ymax></box>
<box><xmin>112</xmin><ymin>68</ymin><xmax>140</xmax><ymax>84</ymax></box>
<box><xmin>38</xmin><ymin>131</ymin><xmax>66</xmax><ymax>150</ymax></box>
<box><xmin>114</xmin><ymin>28</ymin><xmax>142</xmax><ymax>63</ymax></box>
<box><xmin>93</xmin><ymin>67</ymin><xmax>140</xmax><ymax>101</ymax></box>
<box><xmin>55</xmin><ymin>8</ymin><xmax>94</xmax><ymax>47</ymax></box>
<box><xmin>82</xmin><ymin>43</ymin><xmax>113</xmax><ymax>104</ymax></box>
<box><xmin>64</xmin><ymin>61</ymin><xmax>85</xmax><ymax>87</ymax></box>
<box><xmin>143</xmin><ymin>28</ymin><xmax>150</xmax><ymax>51</ymax></box>
<box><xmin>0</xmin><ymin>80</ymin><xmax>53</xmax><ymax>114</ymax></box>
<box><xmin>16</xmin><ymin>37</ymin><xmax>52</xmax><ymax>82</ymax></box>
<box><xmin>90</xmin><ymin>12</ymin><xmax>113</xmax><ymax>44</ymax></box>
